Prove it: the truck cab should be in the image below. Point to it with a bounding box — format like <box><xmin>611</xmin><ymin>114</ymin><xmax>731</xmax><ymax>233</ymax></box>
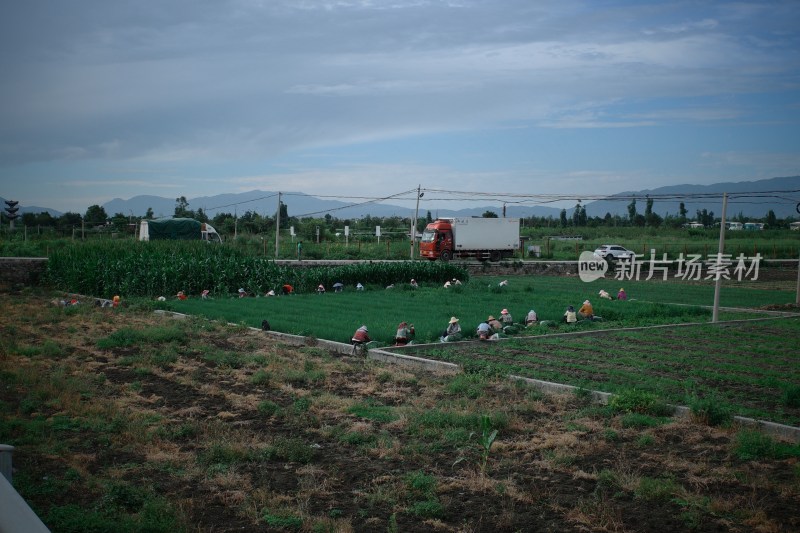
<box><xmin>420</xmin><ymin>220</ymin><xmax>454</xmax><ymax>261</ymax></box>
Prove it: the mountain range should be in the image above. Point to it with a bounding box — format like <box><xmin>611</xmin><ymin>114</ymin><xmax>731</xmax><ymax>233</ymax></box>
<box><xmin>3</xmin><ymin>176</ymin><xmax>799</xmax><ymax>220</ymax></box>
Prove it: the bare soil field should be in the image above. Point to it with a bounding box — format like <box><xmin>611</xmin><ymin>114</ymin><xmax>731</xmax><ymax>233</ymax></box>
<box><xmin>1</xmin><ymin>287</ymin><xmax>799</xmax><ymax>532</ymax></box>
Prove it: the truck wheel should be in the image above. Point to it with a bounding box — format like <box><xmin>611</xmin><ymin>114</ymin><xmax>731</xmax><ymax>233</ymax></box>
<box><xmin>440</xmin><ymin>250</ymin><xmax>452</xmax><ymax>262</ymax></box>
<box><xmin>490</xmin><ymin>251</ymin><xmax>501</xmax><ymax>262</ymax></box>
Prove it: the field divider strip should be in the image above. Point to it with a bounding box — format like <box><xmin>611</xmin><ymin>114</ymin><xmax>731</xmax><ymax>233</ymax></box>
<box><xmin>638</xmin><ymin>300</ymin><xmax>800</xmax><ymax>317</ymax></box>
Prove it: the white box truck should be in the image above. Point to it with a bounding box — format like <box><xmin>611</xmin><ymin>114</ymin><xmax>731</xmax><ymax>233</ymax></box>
<box><xmin>419</xmin><ymin>217</ymin><xmax>520</xmax><ymax>261</ymax></box>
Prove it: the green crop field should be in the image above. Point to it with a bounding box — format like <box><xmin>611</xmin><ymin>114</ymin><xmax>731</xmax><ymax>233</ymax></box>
<box><xmin>166</xmin><ymin>275</ymin><xmax>796</xmax><ymax>345</ymax></box>
<box><xmin>424</xmin><ymin>319</ymin><xmax>800</xmax><ymax>426</ymax></box>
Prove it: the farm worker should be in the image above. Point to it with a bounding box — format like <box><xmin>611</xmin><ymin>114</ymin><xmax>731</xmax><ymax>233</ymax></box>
<box><xmin>617</xmin><ymin>288</ymin><xmax>627</xmax><ymax>301</ymax></box>
<box><xmin>443</xmin><ymin>281</ymin><xmax>451</xmax><ymax>288</ymax></box>
<box><xmin>356</xmin><ymin>282</ymin><xmax>364</xmax><ymax>291</ymax></box>
<box><xmin>351</xmin><ymin>325</ymin><xmax>371</xmax><ymax>345</ymax></box>
<box><xmin>476</xmin><ymin>321</ymin><xmax>492</xmax><ymax>340</ymax></box>
<box><xmin>157</xmin><ymin>296</ymin><xmax>166</xmax><ymax>302</ymax></box>
<box><xmin>500</xmin><ymin>309</ymin><xmax>513</xmax><ymax>325</ymax></box>
<box><xmin>238</xmin><ymin>288</ymin><xmax>247</xmax><ymax>298</ymax></box>
<box><xmin>578</xmin><ymin>300</ymin><xmax>594</xmax><ymax>319</ymax></box>
<box><xmin>410</xmin><ymin>279</ymin><xmax>418</xmax><ymax>289</ymax></box>
<box><xmin>525</xmin><ymin>309</ymin><xmax>538</xmax><ymax>326</ymax></box>
<box><xmin>297</xmin><ymin>241</ymin><xmax>303</xmax><ymax>261</ymax></box>
<box><xmin>563</xmin><ymin>305</ymin><xmax>577</xmax><ymax>324</ymax></box>
<box><xmin>487</xmin><ymin>315</ymin><xmax>503</xmax><ymax>332</ymax></box>
<box><xmin>599</xmin><ymin>289</ymin><xmax>613</xmax><ymax>300</ymax></box>
<box><xmin>440</xmin><ymin>317</ymin><xmax>462</xmax><ymax>342</ymax></box>
<box><xmin>282</xmin><ymin>284</ymin><xmax>294</xmax><ymax>295</ymax></box>
<box><xmin>201</xmin><ymin>289</ymin><xmax>210</xmax><ymax>299</ymax></box>
<box><xmin>333</xmin><ymin>282</ymin><xmax>344</xmax><ymax>292</ymax></box>
<box><xmin>266</xmin><ymin>289</ymin><xmax>275</xmax><ymax>297</ymax></box>
<box><xmin>317</xmin><ymin>284</ymin><xmax>326</xmax><ymax>294</ymax></box>
<box><xmin>394</xmin><ymin>322</ymin><xmax>415</xmax><ymax>346</ymax></box>
<box><xmin>499</xmin><ymin>280</ymin><xmax>508</xmax><ymax>287</ymax></box>
<box><xmin>177</xmin><ymin>291</ymin><xmax>187</xmax><ymax>300</ymax></box>
<box><xmin>452</xmin><ymin>278</ymin><xmax>461</xmax><ymax>286</ymax></box>
<box><xmin>112</xmin><ymin>295</ymin><xmax>120</xmax><ymax>307</ymax></box>
<box><xmin>386</xmin><ymin>284</ymin><xmax>395</xmax><ymax>289</ymax></box>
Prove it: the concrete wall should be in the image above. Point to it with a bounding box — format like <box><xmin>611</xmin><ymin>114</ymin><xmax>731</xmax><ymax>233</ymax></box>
<box><xmin>0</xmin><ymin>258</ymin><xmax>47</xmax><ymax>285</ymax></box>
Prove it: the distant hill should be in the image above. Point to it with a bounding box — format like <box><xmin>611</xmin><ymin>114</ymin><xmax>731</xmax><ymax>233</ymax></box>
<box><xmin>582</xmin><ymin>176</ymin><xmax>800</xmax><ymax>219</ymax></box>
<box><xmin>7</xmin><ymin>175</ymin><xmax>799</xmax><ymax>221</ymax></box>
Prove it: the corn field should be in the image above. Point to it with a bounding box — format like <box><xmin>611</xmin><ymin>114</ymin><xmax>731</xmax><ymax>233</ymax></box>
<box><xmin>44</xmin><ymin>241</ymin><xmax>469</xmax><ymax>297</ymax></box>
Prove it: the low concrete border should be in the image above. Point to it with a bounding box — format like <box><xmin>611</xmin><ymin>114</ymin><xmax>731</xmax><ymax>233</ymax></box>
<box><xmin>0</xmin><ymin>445</ymin><xmax>50</xmax><ymax>533</ymax></box>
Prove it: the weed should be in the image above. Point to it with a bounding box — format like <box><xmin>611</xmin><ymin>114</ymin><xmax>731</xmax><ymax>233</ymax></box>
<box><xmin>262</xmin><ymin>510</ymin><xmax>303</xmax><ymax>530</ymax></box>
<box><xmin>97</xmin><ymin>326</ymin><xmax>186</xmax><ymax>349</ymax></box>
<box><xmin>348</xmin><ymin>400</ymin><xmax>397</xmax><ymax>423</ymax></box>
<box><xmin>734</xmin><ymin>430</ymin><xmax>800</xmax><ymax>461</ymax></box>
<box><xmin>406</xmin><ymin>470</ymin><xmax>437</xmax><ymax>498</ymax></box>
<box><xmin>610</xmin><ymin>389</ymin><xmax>671</xmax><ymax>416</ymax></box>
<box><xmin>621</xmin><ymin>413</ymin><xmax>668</xmax><ymax>429</ymax></box>
<box><xmin>636</xmin><ymin>434</ymin><xmax>655</xmax><ymax>447</ymax></box>
<box><xmin>263</xmin><ymin>436</ymin><xmax>315</xmax><ymax>463</ymax></box>
<box><xmin>339</xmin><ymin>431</ymin><xmax>377</xmax><ymax>447</ymax></box>
<box><xmin>409</xmin><ymin>499</ymin><xmax>444</xmax><ymax>518</ymax></box>
<box><xmin>257</xmin><ymin>400</ymin><xmax>280</xmax><ymax>416</ymax></box>
<box><xmin>387</xmin><ymin>513</ymin><xmax>399</xmax><ymax>533</ymax></box>
<box><xmin>687</xmin><ymin>394</ymin><xmax>733</xmax><ymax>427</ymax></box>
<box><xmin>446</xmin><ymin>373</ymin><xmax>486</xmax><ymax>399</ymax></box>
<box><xmin>292</xmin><ymin>396</ymin><xmax>311</xmax><ymax>413</ymax></box>
<box><xmin>635</xmin><ymin>476</ymin><xmax>680</xmax><ymax>501</ymax></box>
<box><xmin>780</xmin><ymin>383</ymin><xmax>800</xmax><ymax>408</ymax></box>
<box><xmin>251</xmin><ymin>369</ymin><xmax>271</xmax><ymax>385</ymax></box>
<box><xmin>603</xmin><ymin>429</ymin><xmax>619</xmax><ymax>442</ymax></box>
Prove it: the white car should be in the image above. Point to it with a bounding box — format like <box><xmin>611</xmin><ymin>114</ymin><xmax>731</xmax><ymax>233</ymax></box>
<box><xmin>593</xmin><ymin>244</ymin><xmax>636</xmax><ymax>260</ymax></box>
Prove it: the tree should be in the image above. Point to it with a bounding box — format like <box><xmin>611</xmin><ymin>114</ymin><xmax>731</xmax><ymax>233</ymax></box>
<box><xmin>627</xmin><ymin>199</ymin><xmax>637</xmax><ymax>225</ymax></box>
<box><xmin>84</xmin><ymin>205</ymin><xmax>108</xmax><ymax>226</ymax></box>
<box><xmin>559</xmin><ymin>209</ymin><xmax>567</xmax><ymax>228</ymax></box>
<box><xmin>145</xmin><ymin>207</ymin><xmax>154</xmax><ymax>220</ymax></box>
<box><xmin>174</xmin><ymin>196</ymin><xmax>192</xmax><ymax>218</ymax></box>
<box><xmin>679</xmin><ymin>202</ymin><xmax>688</xmax><ymax>219</ymax></box>
<box><xmin>426</xmin><ymin>211</ymin><xmax>433</xmax><ymax>223</ymax></box>
<box><xmin>644</xmin><ymin>196</ymin><xmax>661</xmax><ymax>227</ymax></box>
<box><xmin>110</xmin><ymin>212</ymin><xmax>129</xmax><ymax>231</ymax></box>
<box><xmin>572</xmin><ymin>203</ymin><xmax>581</xmax><ymax>226</ymax></box>
<box><xmin>481</xmin><ymin>210</ymin><xmax>498</xmax><ymax>218</ymax></box>
<box><xmin>57</xmin><ymin>212</ymin><xmax>83</xmax><ymax>230</ymax></box>
<box><xmin>765</xmin><ymin>209</ymin><xmax>777</xmax><ymax>228</ymax></box>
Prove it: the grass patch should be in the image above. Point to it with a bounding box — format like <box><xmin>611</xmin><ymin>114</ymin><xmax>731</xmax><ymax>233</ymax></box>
<box><xmin>733</xmin><ymin>430</ymin><xmax>800</xmax><ymax>461</ymax></box>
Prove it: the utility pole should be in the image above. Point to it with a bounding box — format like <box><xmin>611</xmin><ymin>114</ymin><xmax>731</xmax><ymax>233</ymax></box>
<box><xmin>410</xmin><ymin>185</ymin><xmax>422</xmax><ymax>259</ymax></box>
<box><xmin>712</xmin><ymin>192</ymin><xmax>728</xmax><ymax>323</ymax></box>
<box><xmin>275</xmin><ymin>192</ymin><xmax>281</xmax><ymax>259</ymax></box>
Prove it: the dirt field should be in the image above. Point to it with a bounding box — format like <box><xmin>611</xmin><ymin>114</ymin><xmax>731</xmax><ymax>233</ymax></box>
<box><xmin>1</xmin><ymin>288</ymin><xmax>799</xmax><ymax>532</ymax></box>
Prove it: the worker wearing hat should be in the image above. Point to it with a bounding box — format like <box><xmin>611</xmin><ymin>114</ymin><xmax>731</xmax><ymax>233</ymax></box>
<box><xmin>440</xmin><ymin>316</ymin><xmax>462</xmax><ymax>342</ymax></box>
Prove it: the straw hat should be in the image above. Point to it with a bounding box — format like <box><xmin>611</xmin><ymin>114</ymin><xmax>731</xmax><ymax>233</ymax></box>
<box><xmin>449</xmin><ymin>316</ymin><xmax>459</xmax><ymax>324</ymax></box>
<box><xmin>583</xmin><ymin>300</ymin><xmax>590</xmax><ymax>305</ymax></box>
<box><xmin>501</xmin><ymin>309</ymin><xmax>509</xmax><ymax>315</ymax></box>
<box><xmin>487</xmin><ymin>315</ymin><xmax>496</xmax><ymax>321</ymax></box>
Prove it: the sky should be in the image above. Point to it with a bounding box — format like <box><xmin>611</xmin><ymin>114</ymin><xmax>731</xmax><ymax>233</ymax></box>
<box><xmin>1</xmin><ymin>0</ymin><xmax>799</xmax><ymax>215</ymax></box>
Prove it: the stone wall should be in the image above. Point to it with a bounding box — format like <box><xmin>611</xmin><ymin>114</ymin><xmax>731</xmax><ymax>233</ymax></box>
<box><xmin>0</xmin><ymin>258</ymin><xmax>48</xmax><ymax>285</ymax></box>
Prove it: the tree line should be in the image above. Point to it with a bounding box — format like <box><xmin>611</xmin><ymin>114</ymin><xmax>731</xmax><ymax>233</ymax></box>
<box><xmin>2</xmin><ymin>195</ymin><xmax>796</xmax><ymax>238</ymax></box>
